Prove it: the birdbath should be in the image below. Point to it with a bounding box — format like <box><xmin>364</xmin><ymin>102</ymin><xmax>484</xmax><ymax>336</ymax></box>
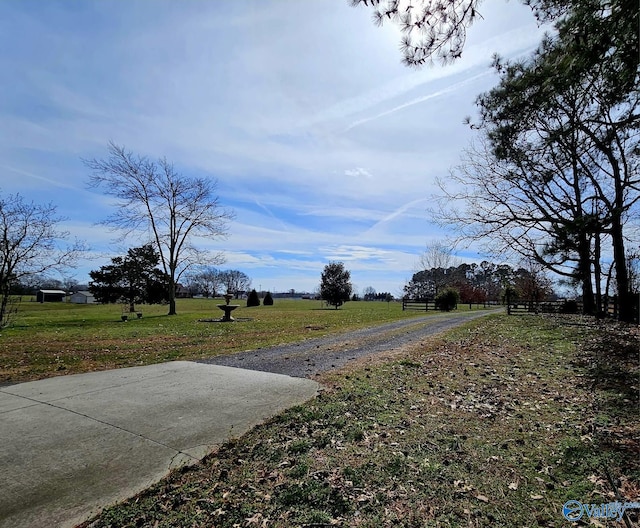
<box><xmin>217</xmin><ymin>293</ymin><xmax>239</xmax><ymax>322</ymax></box>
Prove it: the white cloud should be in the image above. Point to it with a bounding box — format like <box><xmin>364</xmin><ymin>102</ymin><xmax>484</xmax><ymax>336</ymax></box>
<box><xmin>344</xmin><ymin>167</ymin><xmax>373</xmax><ymax>179</ymax></box>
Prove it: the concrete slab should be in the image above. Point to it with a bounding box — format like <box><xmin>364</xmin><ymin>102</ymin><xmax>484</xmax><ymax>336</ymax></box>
<box><xmin>0</xmin><ymin>361</ymin><xmax>320</xmax><ymax>528</ymax></box>
<box><xmin>0</xmin><ymin>392</ymin><xmax>39</xmax><ymax>413</ymax></box>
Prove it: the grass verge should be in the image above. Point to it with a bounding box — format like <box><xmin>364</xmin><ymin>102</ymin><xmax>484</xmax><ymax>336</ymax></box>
<box><xmin>78</xmin><ymin>314</ymin><xmax>639</xmax><ymax>527</ymax></box>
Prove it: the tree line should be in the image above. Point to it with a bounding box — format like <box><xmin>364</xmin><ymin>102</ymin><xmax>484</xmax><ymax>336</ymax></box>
<box><xmin>182</xmin><ymin>267</ymin><xmax>252</xmax><ymax>299</ymax></box>
<box><xmin>361</xmin><ymin>287</ymin><xmax>394</xmax><ymax>302</ymax></box>
<box><xmin>403</xmin><ymin>260</ymin><xmax>554</xmax><ymax>306</ymax></box>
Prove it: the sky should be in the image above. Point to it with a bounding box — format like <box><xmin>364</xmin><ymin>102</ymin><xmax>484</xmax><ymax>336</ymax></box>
<box><xmin>0</xmin><ymin>0</ymin><xmax>551</xmax><ymax>295</ymax></box>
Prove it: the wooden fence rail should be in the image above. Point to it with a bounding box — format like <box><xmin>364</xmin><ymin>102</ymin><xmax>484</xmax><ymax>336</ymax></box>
<box><xmin>402</xmin><ymin>300</ymin><xmax>435</xmax><ymax>311</ymax></box>
<box><xmin>506</xmin><ymin>297</ymin><xmax>639</xmax><ymax>323</ymax></box>
<box><xmin>402</xmin><ymin>300</ymin><xmax>495</xmax><ymax>311</ymax></box>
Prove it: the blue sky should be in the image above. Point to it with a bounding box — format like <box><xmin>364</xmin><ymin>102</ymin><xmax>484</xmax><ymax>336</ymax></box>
<box><xmin>0</xmin><ymin>0</ymin><xmax>550</xmax><ymax>295</ymax></box>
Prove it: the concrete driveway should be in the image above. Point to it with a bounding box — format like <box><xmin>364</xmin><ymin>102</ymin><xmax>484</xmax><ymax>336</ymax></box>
<box><xmin>0</xmin><ymin>362</ymin><xmax>320</xmax><ymax>528</ymax></box>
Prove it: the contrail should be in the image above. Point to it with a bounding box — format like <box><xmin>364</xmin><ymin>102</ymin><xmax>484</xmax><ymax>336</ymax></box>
<box><xmin>344</xmin><ymin>70</ymin><xmax>491</xmax><ymax>132</ymax></box>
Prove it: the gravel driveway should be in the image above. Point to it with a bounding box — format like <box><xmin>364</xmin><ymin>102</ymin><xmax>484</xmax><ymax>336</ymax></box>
<box><xmin>201</xmin><ymin>310</ymin><xmax>497</xmax><ymax>378</ymax></box>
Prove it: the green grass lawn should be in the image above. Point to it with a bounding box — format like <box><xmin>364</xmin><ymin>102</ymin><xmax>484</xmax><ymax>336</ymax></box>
<box><xmin>76</xmin><ymin>314</ymin><xmax>639</xmax><ymax>528</ymax></box>
<box><xmin>0</xmin><ymin>298</ymin><xmax>485</xmax><ymax>383</ymax></box>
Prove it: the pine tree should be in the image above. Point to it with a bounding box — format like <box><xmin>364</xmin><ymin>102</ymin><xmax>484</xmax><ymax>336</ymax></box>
<box><xmin>246</xmin><ymin>289</ymin><xmax>260</xmax><ymax>307</ymax></box>
<box><xmin>320</xmin><ymin>262</ymin><xmax>353</xmax><ymax>309</ymax></box>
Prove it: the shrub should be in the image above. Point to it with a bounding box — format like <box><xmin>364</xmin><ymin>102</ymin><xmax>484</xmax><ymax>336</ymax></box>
<box><xmin>435</xmin><ymin>288</ymin><xmax>459</xmax><ymax>311</ymax></box>
<box><xmin>246</xmin><ymin>289</ymin><xmax>260</xmax><ymax>307</ymax></box>
<box><xmin>263</xmin><ymin>292</ymin><xmax>274</xmax><ymax>306</ymax></box>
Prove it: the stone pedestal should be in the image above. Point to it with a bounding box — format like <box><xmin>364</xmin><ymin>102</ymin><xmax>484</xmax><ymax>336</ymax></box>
<box><xmin>217</xmin><ymin>304</ymin><xmax>239</xmax><ymax>322</ymax></box>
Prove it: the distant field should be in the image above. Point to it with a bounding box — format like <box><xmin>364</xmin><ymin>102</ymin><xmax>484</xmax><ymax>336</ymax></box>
<box><xmin>0</xmin><ymin>298</ymin><xmax>484</xmax><ymax>383</ymax></box>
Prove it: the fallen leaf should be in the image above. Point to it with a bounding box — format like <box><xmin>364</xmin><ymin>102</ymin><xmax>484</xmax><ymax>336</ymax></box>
<box><xmin>530</xmin><ymin>494</ymin><xmax>544</xmax><ymax>500</ymax></box>
<box><xmin>508</xmin><ymin>482</ymin><xmax>518</xmax><ymax>490</ymax></box>
<box><xmin>475</xmin><ymin>494</ymin><xmax>489</xmax><ymax>503</ymax></box>
<box><xmin>245</xmin><ymin>513</ymin><xmax>264</xmax><ymax>525</ymax></box>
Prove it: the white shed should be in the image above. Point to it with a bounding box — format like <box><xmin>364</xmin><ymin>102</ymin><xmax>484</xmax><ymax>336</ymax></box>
<box><xmin>70</xmin><ymin>291</ymin><xmax>96</xmax><ymax>304</ymax></box>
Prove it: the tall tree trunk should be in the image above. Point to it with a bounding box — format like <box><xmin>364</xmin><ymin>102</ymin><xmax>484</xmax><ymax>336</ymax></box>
<box><xmin>575</xmin><ymin>114</ymin><xmax>634</xmax><ymax>321</ymax></box>
<box><xmin>609</xmin><ymin>154</ymin><xmax>632</xmax><ymax>322</ymax></box>
<box><xmin>570</xmin><ymin>134</ymin><xmax>595</xmax><ymax>316</ymax></box>
<box><xmin>593</xmin><ymin>230</ymin><xmax>603</xmax><ymax>314</ymax></box>
<box><xmin>610</xmin><ymin>214</ymin><xmax>632</xmax><ymax>321</ymax></box>
<box><xmin>168</xmin><ymin>277</ymin><xmax>177</xmax><ymax>316</ymax></box>
<box><xmin>0</xmin><ymin>285</ymin><xmax>10</xmax><ymax>328</ymax></box>
<box><xmin>605</xmin><ymin>262</ymin><xmax>614</xmax><ymax>314</ymax></box>
<box><xmin>577</xmin><ymin>231</ymin><xmax>596</xmax><ymax>315</ymax></box>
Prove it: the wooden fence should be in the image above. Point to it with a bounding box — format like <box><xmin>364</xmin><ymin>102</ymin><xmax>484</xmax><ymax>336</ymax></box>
<box><xmin>506</xmin><ymin>300</ymin><xmax>579</xmax><ymax>315</ymax></box>
<box><xmin>402</xmin><ymin>300</ymin><xmax>435</xmax><ymax>311</ymax></box>
<box><xmin>402</xmin><ymin>300</ymin><xmax>495</xmax><ymax>311</ymax></box>
<box><xmin>507</xmin><ymin>297</ymin><xmax>639</xmax><ymax>323</ymax></box>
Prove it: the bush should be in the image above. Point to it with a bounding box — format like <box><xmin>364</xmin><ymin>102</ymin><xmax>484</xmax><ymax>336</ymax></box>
<box><xmin>263</xmin><ymin>292</ymin><xmax>274</xmax><ymax>306</ymax></box>
<box><xmin>435</xmin><ymin>288</ymin><xmax>459</xmax><ymax>311</ymax></box>
<box><xmin>561</xmin><ymin>299</ymin><xmax>579</xmax><ymax>314</ymax></box>
<box><xmin>246</xmin><ymin>289</ymin><xmax>260</xmax><ymax>307</ymax></box>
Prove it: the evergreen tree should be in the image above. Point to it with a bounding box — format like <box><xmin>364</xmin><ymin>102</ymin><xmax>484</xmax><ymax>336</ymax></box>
<box><xmin>89</xmin><ymin>244</ymin><xmax>169</xmax><ymax>311</ymax></box>
<box><xmin>320</xmin><ymin>262</ymin><xmax>353</xmax><ymax>309</ymax></box>
<box><xmin>246</xmin><ymin>289</ymin><xmax>260</xmax><ymax>307</ymax></box>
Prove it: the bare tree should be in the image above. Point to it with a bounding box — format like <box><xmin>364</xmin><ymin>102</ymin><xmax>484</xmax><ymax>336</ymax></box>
<box><xmin>218</xmin><ymin>269</ymin><xmax>252</xmax><ymax>298</ymax></box>
<box><xmin>414</xmin><ymin>241</ymin><xmax>460</xmax><ymax>296</ymax></box>
<box><xmin>0</xmin><ymin>193</ymin><xmax>85</xmax><ymax>327</ymax></box>
<box><xmin>186</xmin><ymin>266</ymin><xmax>222</xmax><ymax>298</ymax></box>
<box><xmin>85</xmin><ymin>142</ymin><xmax>233</xmax><ymax>315</ymax></box>
<box><xmin>513</xmin><ymin>259</ymin><xmax>554</xmax><ymax>309</ymax></box>
<box><xmin>363</xmin><ymin>286</ymin><xmax>376</xmax><ymax>300</ymax></box>
<box><xmin>61</xmin><ymin>275</ymin><xmax>80</xmax><ymax>294</ymax></box>
<box><xmin>418</xmin><ymin>241</ymin><xmax>458</xmax><ymax>271</ymax></box>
